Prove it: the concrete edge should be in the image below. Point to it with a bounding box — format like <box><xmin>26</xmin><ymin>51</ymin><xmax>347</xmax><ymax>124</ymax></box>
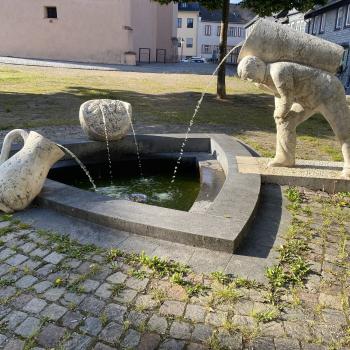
<box><xmin>237</xmin><ymin>156</ymin><xmax>350</xmax><ymax>194</ymax></box>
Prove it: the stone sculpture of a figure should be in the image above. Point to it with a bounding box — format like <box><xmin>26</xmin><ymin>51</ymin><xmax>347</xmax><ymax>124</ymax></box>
<box><xmin>238</xmin><ymin>56</ymin><xmax>350</xmax><ymax>178</ymax></box>
<box><xmin>237</xmin><ymin>19</ymin><xmax>350</xmax><ymax>179</ymax></box>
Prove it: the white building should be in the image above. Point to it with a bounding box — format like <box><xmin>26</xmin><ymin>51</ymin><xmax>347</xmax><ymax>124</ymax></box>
<box><xmin>286</xmin><ymin>9</ymin><xmax>308</xmax><ymax>32</ymax></box>
<box><xmin>177</xmin><ymin>2</ymin><xmax>200</xmax><ymax>58</ymax></box>
<box><xmin>198</xmin><ymin>5</ymin><xmax>251</xmax><ymax>63</ymax></box>
<box><xmin>177</xmin><ymin>3</ymin><xmax>254</xmax><ymax>61</ymax></box>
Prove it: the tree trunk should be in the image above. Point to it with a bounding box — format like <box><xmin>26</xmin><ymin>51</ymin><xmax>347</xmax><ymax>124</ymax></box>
<box><xmin>217</xmin><ymin>0</ymin><xmax>230</xmax><ymax>99</ymax></box>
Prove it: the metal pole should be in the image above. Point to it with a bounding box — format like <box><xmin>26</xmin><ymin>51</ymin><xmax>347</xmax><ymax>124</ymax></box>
<box><xmin>181</xmin><ymin>39</ymin><xmax>184</xmax><ymax>61</ymax></box>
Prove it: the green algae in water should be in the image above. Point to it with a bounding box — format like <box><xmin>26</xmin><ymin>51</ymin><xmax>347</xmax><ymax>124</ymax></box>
<box><xmin>49</xmin><ymin>158</ymin><xmax>200</xmax><ymax>211</ymax></box>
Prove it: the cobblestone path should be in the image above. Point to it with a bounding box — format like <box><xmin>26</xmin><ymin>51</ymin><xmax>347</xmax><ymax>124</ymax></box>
<box><xmin>0</xmin><ymin>187</ymin><xmax>348</xmax><ymax>349</ymax></box>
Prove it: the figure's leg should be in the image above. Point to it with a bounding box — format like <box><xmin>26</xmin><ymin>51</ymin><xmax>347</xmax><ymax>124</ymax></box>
<box><xmin>341</xmin><ymin>141</ymin><xmax>350</xmax><ymax>179</ymax></box>
<box><xmin>322</xmin><ymin>101</ymin><xmax>350</xmax><ymax>179</ymax></box>
<box><xmin>269</xmin><ymin>102</ymin><xmax>314</xmax><ymax>167</ymax></box>
<box><xmin>269</xmin><ymin>117</ymin><xmax>297</xmax><ymax>167</ymax></box>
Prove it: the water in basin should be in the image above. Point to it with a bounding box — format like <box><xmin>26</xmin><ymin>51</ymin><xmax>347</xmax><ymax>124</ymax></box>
<box><xmin>48</xmin><ymin>158</ymin><xmax>200</xmax><ymax>211</ymax></box>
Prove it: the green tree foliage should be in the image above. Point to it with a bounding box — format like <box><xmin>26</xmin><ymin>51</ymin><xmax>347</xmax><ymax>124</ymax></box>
<box><xmin>240</xmin><ymin>0</ymin><xmax>327</xmax><ymax>16</ymax></box>
<box><xmin>152</xmin><ymin>0</ymin><xmax>230</xmax><ymax>99</ymax></box>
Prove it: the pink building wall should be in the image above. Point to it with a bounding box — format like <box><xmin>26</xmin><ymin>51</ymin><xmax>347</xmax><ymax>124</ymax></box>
<box><xmin>0</xmin><ymin>0</ymin><xmax>177</xmax><ymax>64</ymax></box>
<box><xmin>131</xmin><ymin>0</ymin><xmax>178</xmax><ymax>62</ymax></box>
<box><xmin>156</xmin><ymin>3</ymin><xmax>178</xmax><ymax>62</ymax></box>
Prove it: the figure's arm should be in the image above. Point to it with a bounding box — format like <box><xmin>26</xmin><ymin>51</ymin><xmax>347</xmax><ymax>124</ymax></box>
<box><xmin>254</xmin><ymin>83</ymin><xmax>276</xmax><ymax>95</ymax></box>
<box><xmin>270</xmin><ymin>66</ymin><xmax>294</xmax><ymax>119</ymax></box>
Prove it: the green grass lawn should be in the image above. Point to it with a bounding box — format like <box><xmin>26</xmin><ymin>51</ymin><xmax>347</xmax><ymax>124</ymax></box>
<box><xmin>0</xmin><ymin>64</ymin><xmax>343</xmax><ymax>161</ymax></box>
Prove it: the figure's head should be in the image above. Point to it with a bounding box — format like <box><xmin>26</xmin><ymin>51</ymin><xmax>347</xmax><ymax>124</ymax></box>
<box><xmin>237</xmin><ymin>56</ymin><xmax>267</xmax><ymax>83</ymax></box>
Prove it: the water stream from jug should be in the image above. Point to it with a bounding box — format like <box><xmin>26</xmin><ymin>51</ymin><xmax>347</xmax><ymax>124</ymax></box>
<box><xmin>170</xmin><ymin>44</ymin><xmax>240</xmax><ymax>184</ymax></box>
<box><xmin>56</xmin><ymin>144</ymin><xmax>97</xmax><ymax>191</ymax></box>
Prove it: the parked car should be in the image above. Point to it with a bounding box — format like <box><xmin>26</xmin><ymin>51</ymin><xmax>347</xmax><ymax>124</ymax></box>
<box><xmin>180</xmin><ymin>58</ymin><xmax>190</xmax><ymax>63</ymax></box>
<box><xmin>190</xmin><ymin>56</ymin><xmax>207</xmax><ymax>63</ymax></box>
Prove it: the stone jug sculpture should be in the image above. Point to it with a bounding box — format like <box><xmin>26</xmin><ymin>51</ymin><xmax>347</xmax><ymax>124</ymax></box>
<box><xmin>79</xmin><ymin>99</ymin><xmax>131</xmax><ymax>141</ymax></box>
<box><xmin>0</xmin><ymin>129</ymin><xmax>65</xmax><ymax>213</ymax></box>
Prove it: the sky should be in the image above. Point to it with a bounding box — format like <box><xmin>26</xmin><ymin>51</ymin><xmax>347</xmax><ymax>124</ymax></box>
<box><xmin>230</xmin><ymin>0</ymin><xmax>241</xmax><ymax>3</ymax></box>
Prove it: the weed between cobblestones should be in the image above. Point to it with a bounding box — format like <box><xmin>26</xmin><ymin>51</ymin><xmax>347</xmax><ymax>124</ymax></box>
<box><xmin>0</xmin><ymin>214</ymin><xmax>13</xmax><ymax>222</ymax></box>
<box><xmin>129</xmin><ymin>269</ymin><xmax>148</xmax><ymax>280</ymax></box>
<box><xmin>251</xmin><ymin>309</ymin><xmax>280</xmax><ymax>323</ymax></box>
<box><xmin>37</xmin><ymin>229</ymin><xmax>102</xmax><ymax>259</ymax></box>
<box><xmin>318</xmin><ymin>197</ymin><xmax>350</xmax><ymax>349</ymax></box>
<box><xmin>109</xmin><ymin>283</ymin><xmax>126</xmax><ymax>297</ymax></box>
<box><xmin>222</xmin><ymin>321</ymin><xmax>261</xmax><ymax>343</ymax></box>
<box><xmin>264</xmin><ymin>188</ymin><xmax>313</xmax><ymax>308</ymax></box>
<box><xmin>211</xmin><ymin>271</ymin><xmax>232</xmax><ymax>285</ymax></box>
<box><xmin>108</xmin><ymin>250</ymin><xmax>208</xmax><ymax>297</ymax></box>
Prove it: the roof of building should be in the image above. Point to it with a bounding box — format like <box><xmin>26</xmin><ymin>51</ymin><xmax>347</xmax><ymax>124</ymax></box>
<box><xmin>305</xmin><ymin>0</ymin><xmax>348</xmax><ymax>18</ymax></box>
<box><xmin>245</xmin><ymin>8</ymin><xmax>305</xmax><ymax>28</ymax></box>
<box><xmin>177</xmin><ymin>2</ymin><xmax>254</xmax><ymax>23</ymax></box>
<box><xmin>199</xmin><ymin>4</ymin><xmax>255</xmax><ymax>23</ymax></box>
<box><xmin>245</xmin><ymin>15</ymin><xmax>275</xmax><ymax>28</ymax></box>
<box><xmin>178</xmin><ymin>2</ymin><xmax>200</xmax><ymax>12</ymax></box>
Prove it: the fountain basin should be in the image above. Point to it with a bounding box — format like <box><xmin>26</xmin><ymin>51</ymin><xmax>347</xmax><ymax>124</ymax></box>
<box><xmin>37</xmin><ymin>134</ymin><xmax>261</xmax><ymax>253</ymax></box>
<box><xmin>48</xmin><ymin>157</ymin><xmax>201</xmax><ymax>211</ymax></box>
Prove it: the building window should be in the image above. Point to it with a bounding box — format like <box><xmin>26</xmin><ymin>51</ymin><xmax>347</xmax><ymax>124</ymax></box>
<box><xmin>177</xmin><ymin>18</ymin><xmax>182</xmax><ymax>28</ymax></box>
<box><xmin>341</xmin><ymin>46</ymin><xmax>349</xmax><ymax>73</ymax></box>
<box><xmin>319</xmin><ymin>13</ymin><xmax>326</xmax><ymax>33</ymax></box>
<box><xmin>292</xmin><ymin>20</ymin><xmax>304</xmax><ymax>32</ymax></box>
<box><xmin>202</xmin><ymin>45</ymin><xmax>212</xmax><ymax>54</ymax></box>
<box><xmin>45</xmin><ymin>6</ymin><xmax>57</xmax><ymax>19</ymax></box>
<box><xmin>312</xmin><ymin>16</ymin><xmax>320</xmax><ymax>34</ymax></box>
<box><xmin>187</xmin><ymin>18</ymin><xmax>194</xmax><ymax>28</ymax></box>
<box><xmin>204</xmin><ymin>25</ymin><xmax>211</xmax><ymax>36</ymax></box>
<box><xmin>227</xmin><ymin>27</ymin><xmax>242</xmax><ymax>37</ymax></box>
<box><xmin>343</xmin><ymin>47</ymin><xmax>349</xmax><ymax>64</ymax></box>
<box><xmin>336</xmin><ymin>6</ymin><xmax>345</xmax><ymax>30</ymax></box>
<box><xmin>186</xmin><ymin>38</ymin><xmax>193</xmax><ymax>48</ymax></box>
<box><xmin>345</xmin><ymin>5</ymin><xmax>350</xmax><ymax>27</ymax></box>
<box><xmin>217</xmin><ymin>26</ymin><xmax>221</xmax><ymax>36</ymax></box>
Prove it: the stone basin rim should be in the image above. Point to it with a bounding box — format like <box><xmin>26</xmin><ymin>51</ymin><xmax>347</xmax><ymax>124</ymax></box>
<box><xmin>35</xmin><ymin>134</ymin><xmax>261</xmax><ymax>253</ymax></box>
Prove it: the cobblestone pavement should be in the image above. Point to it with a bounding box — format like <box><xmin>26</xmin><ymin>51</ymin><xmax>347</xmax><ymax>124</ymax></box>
<box><xmin>0</xmin><ymin>188</ymin><xmax>349</xmax><ymax>349</ymax></box>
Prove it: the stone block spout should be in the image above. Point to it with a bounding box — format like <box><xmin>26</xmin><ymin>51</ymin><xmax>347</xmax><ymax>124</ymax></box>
<box><xmin>0</xmin><ymin>130</ymin><xmax>65</xmax><ymax>213</ymax></box>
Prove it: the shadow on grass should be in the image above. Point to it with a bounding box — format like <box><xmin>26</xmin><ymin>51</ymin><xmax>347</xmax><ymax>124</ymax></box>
<box><xmin>0</xmin><ymin>86</ymin><xmax>335</xmax><ymax>141</ymax></box>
